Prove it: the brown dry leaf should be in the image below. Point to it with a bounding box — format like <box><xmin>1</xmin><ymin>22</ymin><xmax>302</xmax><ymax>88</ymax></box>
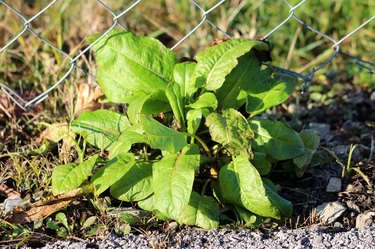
<box><xmin>37</xmin><ymin>122</ymin><xmax>70</xmax><ymax>143</ymax></box>
<box><xmin>37</xmin><ymin>122</ymin><xmax>76</xmax><ymax>159</ymax></box>
<box><xmin>7</xmin><ymin>189</ymin><xmax>82</xmax><ymax>224</ymax></box>
<box><xmin>0</xmin><ymin>183</ymin><xmax>20</xmax><ymax>197</ymax></box>
<box><xmin>74</xmin><ymin>83</ymin><xmax>103</xmax><ymax>117</ymax></box>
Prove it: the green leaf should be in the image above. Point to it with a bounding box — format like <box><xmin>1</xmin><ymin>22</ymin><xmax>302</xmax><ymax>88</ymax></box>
<box><xmin>188</xmin><ymin>92</ymin><xmax>218</xmax><ymax>110</ymax></box>
<box><xmin>250</xmin><ymin>152</ymin><xmax>271</xmax><ymax>175</ymax></box>
<box><xmin>55</xmin><ymin>213</ymin><xmax>69</xmax><ymax>230</ymax></box>
<box><xmin>249</xmin><ymin>119</ymin><xmax>304</xmax><ymax>160</ymax></box>
<box><xmin>245</xmin><ymin>68</ymin><xmax>297</xmax><ymax>117</ymax></box>
<box><xmin>293</xmin><ymin>129</ymin><xmax>320</xmax><ymax>167</ymax></box>
<box><xmin>186</xmin><ymin>109</ymin><xmax>202</xmax><ymax>135</ymax></box>
<box><xmin>219</xmin><ymin>155</ymin><xmax>292</xmax><ymax>219</ymax></box>
<box><xmin>215</xmin><ymin>53</ymin><xmax>261</xmax><ymax>110</ymax></box>
<box><xmin>91</xmin><ymin>153</ymin><xmax>136</xmax><ymax>196</ymax></box>
<box><xmin>81</xmin><ymin>216</ymin><xmax>97</xmax><ymax>230</ymax></box>
<box><xmin>263</xmin><ymin>178</ymin><xmax>293</xmax><ymax>218</ymax></box>
<box><xmin>206</xmin><ymin>109</ymin><xmax>253</xmax><ymax>156</ymax></box>
<box><xmin>233</xmin><ymin>205</ymin><xmax>263</xmax><ymax>228</ymax></box>
<box><xmin>140</xmin><ymin>115</ymin><xmax>187</xmax><ymax>153</ymax></box>
<box><xmin>152</xmin><ymin>145</ymin><xmax>200</xmax><ymax>218</ymax></box>
<box><xmin>137</xmin><ymin>195</ymin><xmax>170</xmax><ymax>220</ymax></box>
<box><xmin>108</xmin><ymin>127</ymin><xmax>148</xmax><ymax>159</ymax></box>
<box><xmin>293</xmin><ymin>129</ymin><xmax>320</xmax><ymax>177</ymax></box>
<box><xmin>127</xmin><ymin>91</ymin><xmax>172</xmax><ymax>124</ymax></box>
<box><xmin>93</xmin><ymin>30</ymin><xmax>177</xmax><ymax>103</ymax></box>
<box><xmin>52</xmin><ymin>155</ymin><xmax>99</xmax><ymax>195</ymax></box>
<box><xmin>166</xmin><ymin>82</ymin><xmax>185</xmax><ymax>128</ymax></box>
<box><xmin>110</xmin><ymin>162</ymin><xmax>153</xmax><ymax>202</ymax></box>
<box><xmin>173</xmin><ymin>62</ymin><xmax>198</xmax><ymax>98</ymax></box>
<box><xmin>177</xmin><ymin>191</ymin><xmax>219</xmax><ymax>230</ymax></box>
<box><xmin>193</xmin><ymin>38</ymin><xmax>269</xmax><ymax>90</ymax></box>
<box><xmin>71</xmin><ymin>110</ymin><xmax>130</xmax><ymax>150</ymax></box>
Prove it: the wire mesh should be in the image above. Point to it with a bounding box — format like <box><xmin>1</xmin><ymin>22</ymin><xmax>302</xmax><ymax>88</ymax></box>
<box><xmin>0</xmin><ymin>0</ymin><xmax>374</xmax><ymax>111</ymax></box>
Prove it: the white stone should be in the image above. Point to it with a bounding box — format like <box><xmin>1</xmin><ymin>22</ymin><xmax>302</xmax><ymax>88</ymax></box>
<box><xmin>356</xmin><ymin>212</ymin><xmax>375</xmax><ymax>228</ymax></box>
<box><xmin>326</xmin><ymin>177</ymin><xmax>342</xmax><ymax>192</ymax></box>
<box><xmin>316</xmin><ymin>201</ymin><xmax>346</xmax><ymax>224</ymax></box>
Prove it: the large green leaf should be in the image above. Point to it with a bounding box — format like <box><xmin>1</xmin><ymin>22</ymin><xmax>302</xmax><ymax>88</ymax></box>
<box><xmin>110</xmin><ymin>162</ymin><xmax>153</xmax><ymax>202</ymax></box>
<box><xmin>52</xmin><ymin>155</ymin><xmax>99</xmax><ymax>195</ymax></box>
<box><xmin>215</xmin><ymin>53</ymin><xmax>261</xmax><ymax>110</ymax></box>
<box><xmin>91</xmin><ymin>153</ymin><xmax>135</xmax><ymax>196</ymax></box>
<box><xmin>249</xmin><ymin>119</ymin><xmax>304</xmax><ymax>160</ymax></box>
<box><xmin>71</xmin><ymin>110</ymin><xmax>130</xmax><ymax>150</ymax></box>
<box><xmin>152</xmin><ymin>145</ymin><xmax>200</xmax><ymax>218</ymax></box>
<box><xmin>173</xmin><ymin>62</ymin><xmax>197</xmax><ymax>99</ymax></box>
<box><xmin>293</xmin><ymin>129</ymin><xmax>320</xmax><ymax>177</ymax></box>
<box><xmin>177</xmin><ymin>191</ymin><xmax>220</xmax><ymax>230</ymax></box>
<box><xmin>245</xmin><ymin>68</ymin><xmax>297</xmax><ymax>117</ymax></box>
<box><xmin>206</xmin><ymin>109</ymin><xmax>253</xmax><ymax>156</ymax></box>
<box><xmin>140</xmin><ymin>115</ymin><xmax>187</xmax><ymax>153</ymax></box>
<box><xmin>92</xmin><ymin>30</ymin><xmax>177</xmax><ymax>103</ymax></box>
<box><xmin>219</xmin><ymin>155</ymin><xmax>292</xmax><ymax>219</ymax></box>
<box><xmin>193</xmin><ymin>38</ymin><xmax>269</xmax><ymax>90</ymax></box>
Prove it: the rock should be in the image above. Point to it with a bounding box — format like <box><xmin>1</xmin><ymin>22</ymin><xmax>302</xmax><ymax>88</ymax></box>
<box><xmin>309</xmin><ymin>123</ymin><xmax>330</xmax><ymax>137</ymax></box>
<box><xmin>326</xmin><ymin>177</ymin><xmax>342</xmax><ymax>192</ymax></box>
<box><xmin>0</xmin><ymin>196</ymin><xmax>23</xmax><ymax>215</ymax></box>
<box><xmin>316</xmin><ymin>201</ymin><xmax>347</xmax><ymax>224</ymax></box>
<box><xmin>356</xmin><ymin>212</ymin><xmax>375</xmax><ymax>228</ymax></box>
<box><xmin>370</xmin><ymin>91</ymin><xmax>375</xmax><ymax>102</ymax></box>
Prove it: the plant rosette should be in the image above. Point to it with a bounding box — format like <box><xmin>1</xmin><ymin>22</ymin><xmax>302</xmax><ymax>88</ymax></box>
<box><xmin>51</xmin><ymin>30</ymin><xmax>320</xmax><ymax>229</ymax></box>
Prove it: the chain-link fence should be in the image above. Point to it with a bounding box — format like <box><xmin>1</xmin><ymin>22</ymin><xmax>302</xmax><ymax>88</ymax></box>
<box><xmin>0</xmin><ymin>0</ymin><xmax>374</xmax><ymax>111</ymax></box>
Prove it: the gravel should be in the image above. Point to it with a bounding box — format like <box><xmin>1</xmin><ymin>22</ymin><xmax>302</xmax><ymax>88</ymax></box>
<box><xmin>41</xmin><ymin>227</ymin><xmax>375</xmax><ymax>249</ymax></box>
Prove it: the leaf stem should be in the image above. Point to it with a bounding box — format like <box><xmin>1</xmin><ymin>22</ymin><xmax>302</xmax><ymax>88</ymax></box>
<box><xmin>181</xmin><ymin>132</ymin><xmax>212</xmax><ymax>158</ymax></box>
<box><xmin>201</xmin><ymin>179</ymin><xmax>211</xmax><ymax>196</ymax></box>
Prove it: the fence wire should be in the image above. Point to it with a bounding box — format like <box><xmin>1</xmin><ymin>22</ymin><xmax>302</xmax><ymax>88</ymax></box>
<box><xmin>0</xmin><ymin>0</ymin><xmax>374</xmax><ymax>111</ymax></box>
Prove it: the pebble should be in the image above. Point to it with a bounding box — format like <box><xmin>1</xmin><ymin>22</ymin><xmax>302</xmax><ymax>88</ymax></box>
<box><xmin>356</xmin><ymin>212</ymin><xmax>375</xmax><ymax>229</ymax></box>
<box><xmin>316</xmin><ymin>201</ymin><xmax>347</xmax><ymax>224</ymax></box>
<box><xmin>38</xmin><ymin>227</ymin><xmax>375</xmax><ymax>249</ymax></box>
<box><xmin>326</xmin><ymin>177</ymin><xmax>342</xmax><ymax>192</ymax></box>
<box><xmin>309</xmin><ymin>122</ymin><xmax>330</xmax><ymax>137</ymax></box>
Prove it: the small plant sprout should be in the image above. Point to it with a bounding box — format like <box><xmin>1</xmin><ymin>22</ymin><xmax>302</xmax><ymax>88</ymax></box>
<box><xmin>323</xmin><ymin>144</ymin><xmax>371</xmax><ymax>186</ymax></box>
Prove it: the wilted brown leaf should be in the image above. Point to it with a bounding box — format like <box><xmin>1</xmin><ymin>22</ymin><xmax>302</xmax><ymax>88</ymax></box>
<box><xmin>6</xmin><ymin>189</ymin><xmax>82</xmax><ymax>224</ymax></box>
<box><xmin>74</xmin><ymin>83</ymin><xmax>103</xmax><ymax>117</ymax></box>
<box><xmin>0</xmin><ymin>183</ymin><xmax>20</xmax><ymax>197</ymax></box>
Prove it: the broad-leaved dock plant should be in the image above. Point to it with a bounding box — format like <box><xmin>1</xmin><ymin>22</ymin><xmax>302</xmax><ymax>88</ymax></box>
<box><xmin>52</xmin><ymin>30</ymin><xmax>320</xmax><ymax>229</ymax></box>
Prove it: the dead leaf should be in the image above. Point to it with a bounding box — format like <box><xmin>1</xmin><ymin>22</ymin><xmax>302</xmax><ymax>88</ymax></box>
<box><xmin>6</xmin><ymin>189</ymin><xmax>82</xmax><ymax>224</ymax></box>
<box><xmin>37</xmin><ymin>122</ymin><xmax>70</xmax><ymax>143</ymax></box>
<box><xmin>37</xmin><ymin>122</ymin><xmax>76</xmax><ymax>159</ymax></box>
<box><xmin>0</xmin><ymin>183</ymin><xmax>20</xmax><ymax>197</ymax></box>
<box><xmin>74</xmin><ymin>83</ymin><xmax>103</xmax><ymax>117</ymax></box>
